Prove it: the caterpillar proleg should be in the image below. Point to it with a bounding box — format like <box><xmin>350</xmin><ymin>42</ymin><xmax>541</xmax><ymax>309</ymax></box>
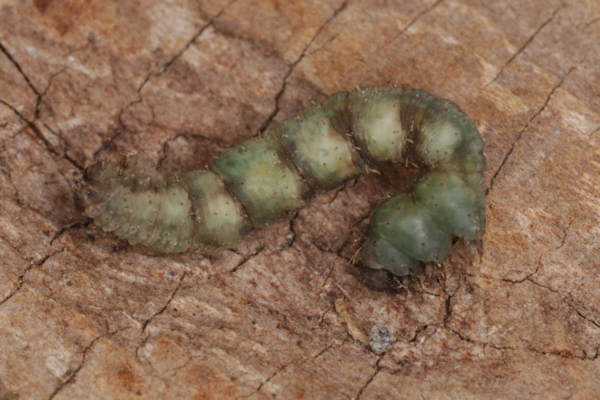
<box><xmin>83</xmin><ymin>87</ymin><xmax>486</xmax><ymax>277</ymax></box>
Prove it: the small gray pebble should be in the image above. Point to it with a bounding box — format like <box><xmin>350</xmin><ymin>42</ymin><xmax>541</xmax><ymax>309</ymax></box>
<box><xmin>369</xmin><ymin>326</ymin><xmax>395</xmax><ymax>354</ymax></box>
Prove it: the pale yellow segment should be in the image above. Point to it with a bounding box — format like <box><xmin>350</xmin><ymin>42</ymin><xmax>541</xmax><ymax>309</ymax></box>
<box><xmin>356</xmin><ymin>97</ymin><xmax>406</xmax><ymax>161</ymax></box>
<box><xmin>417</xmin><ymin>119</ymin><xmax>463</xmax><ymax>165</ymax></box>
<box><xmin>243</xmin><ymin>152</ymin><xmax>304</xmax><ymax>207</ymax></box>
<box><xmin>202</xmin><ymin>191</ymin><xmax>245</xmax><ymax>236</ymax></box>
<box><xmin>114</xmin><ymin>189</ymin><xmax>161</xmax><ymax>243</ymax></box>
<box><xmin>295</xmin><ymin>119</ymin><xmax>358</xmax><ymax>181</ymax></box>
<box><xmin>150</xmin><ymin>185</ymin><xmax>193</xmax><ymax>252</ymax></box>
<box><xmin>159</xmin><ymin>186</ymin><xmax>191</xmax><ymax>222</ymax></box>
<box><xmin>181</xmin><ymin>170</ymin><xmax>248</xmax><ymax>246</ymax></box>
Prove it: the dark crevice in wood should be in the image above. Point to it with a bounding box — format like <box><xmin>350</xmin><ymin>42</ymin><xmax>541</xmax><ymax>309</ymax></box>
<box><xmin>256</xmin><ymin>0</ymin><xmax>350</xmax><ymax>135</ymax></box>
<box><xmin>486</xmin><ymin>64</ymin><xmax>576</xmax><ymax>195</ymax></box>
<box><xmin>0</xmin><ymin>40</ymin><xmax>41</xmax><ymax>96</ymax></box>
<box><xmin>487</xmin><ymin>4</ymin><xmax>565</xmax><ymax>86</ymax></box>
<box><xmin>380</xmin><ymin>0</ymin><xmax>445</xmax><ymax>50</ymax></box>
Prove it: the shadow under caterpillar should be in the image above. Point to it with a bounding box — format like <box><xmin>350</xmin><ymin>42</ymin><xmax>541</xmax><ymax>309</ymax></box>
<box><xmin>83</xmin><ymin>87</ymin><xmax>485</xmax><ymax>278</ymax></box>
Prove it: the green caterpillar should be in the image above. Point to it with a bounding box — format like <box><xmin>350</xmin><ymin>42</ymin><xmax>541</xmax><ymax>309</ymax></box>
<box><xmin>83</xmin><ymin>87</ymin><xmax>485</xmax><ymax>277</ymax></box>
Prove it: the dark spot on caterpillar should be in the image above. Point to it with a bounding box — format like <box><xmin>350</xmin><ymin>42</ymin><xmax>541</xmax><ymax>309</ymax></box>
<box><xmin>82</xmin><ymin>87</ymin><xmax>485</xmax><ymax>278</ymax></box>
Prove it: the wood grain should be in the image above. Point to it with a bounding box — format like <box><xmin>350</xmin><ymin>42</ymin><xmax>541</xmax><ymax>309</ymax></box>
<box><xmin>1</xmin><ymin>0</ymin><xmax>599</xmax><ymax>398</ymax></box>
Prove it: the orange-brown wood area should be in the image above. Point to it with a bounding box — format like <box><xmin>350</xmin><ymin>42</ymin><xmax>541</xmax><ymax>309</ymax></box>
<box><xmin>1</xmin><ymin>1</ymin><xmax>599</xmax><ymax>398</ymax></box>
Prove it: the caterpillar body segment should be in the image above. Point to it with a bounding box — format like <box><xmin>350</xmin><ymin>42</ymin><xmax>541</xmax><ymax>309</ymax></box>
<box><xmin>278</xmin><ymin>93</ymin><xmax>362</xmax><ymax>189</ymax></box>
<box><xmin>83</xmin><ymin>87</ymin><xmax>486</xmax><ymax>277</ymax></box>
<box><xmin>211</xmin><ymin>136</ymin><xmax>307</xmax><ymax>225</ymax></box>
<box><xmin>180</xmin><ymin>170</ymin><xmax>250</xmax><ymax>247</ymax></box>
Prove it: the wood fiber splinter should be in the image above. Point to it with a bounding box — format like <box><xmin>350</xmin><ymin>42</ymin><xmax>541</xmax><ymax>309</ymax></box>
<box><xmin>83</xmin><ymin>87</ymin><xmax>486</xmax><ymax>277</ymax></box>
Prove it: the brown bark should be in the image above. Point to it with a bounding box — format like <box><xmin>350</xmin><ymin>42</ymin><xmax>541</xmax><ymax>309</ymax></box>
<box><xmin>1</xmin><ymin>0</ymin><xmax>599</xmax><ymax>399</ymax></box>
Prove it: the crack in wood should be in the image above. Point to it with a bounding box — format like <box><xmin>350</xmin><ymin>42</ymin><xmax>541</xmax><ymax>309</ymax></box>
<box><xmin>379</xmin><ymin>0</ymin><xmax>444</xmax><ymax>51</ymax></box>
<box><xmin>34</xmin><ymin>68</ymin><xmax>66</xmax><ymax>119</ymax></box>
<box><xmin>0</xmin><ymin>98</ymin><xmax>58</xmax><ymax>152</ymax></box>
<box><xmin>228</xmin><ymin>245</ymin><xmax>266</xmax><ymax>274</ymax></box>
<box><xmin>256</xmin><ymin>0</ymin><xmax>350</xmax><ymax>135</ymax></box>
<box><xmin>354</xmin><ymin>355</ymin><xmax>383</xmax><ymax>400</ymax></box>
<box><xmin>135</xmin><ymin>272</ymin><xmax>187</xmax><ymax>362</ymax></box>
<box><xmin>0</xmin><ymin>44</ymin><xmax>73</xmax><ymax>161</ymax></box>
<box><xmin>409</xmin><ymin>324</ymin><xmax>429</xmax><ymax>343</ymax></box>
<box><xmin>444</xmin><ymin>275</ymin><xmax>600</xmax><ymax>361</ymax></box>
<box><xmin>465</xmin><ymin>258</ymin><xmax>541</xmax><ymax>284</ymax></box>
<box><xmin>47</xmin><ymin>329</ymin><xmax>123</xmax><ymax>400</ymax></box>
<box><xmin>0</xmin><ymin>248</ymin><xmax>64</xmax><ymax>307</ymax></box>
<box><xmin>243</xmin><ymin>342</ymin><xmax>337</xmax><ymax>399</ymax></box>
<box><xmin>447</xmin><ymin>324</ymin><xmax>593</xmax><ymax>360</ymax></box>
<box><xmin>90</xmin><ymin>100</ymin><xmax>136</xmax><ymax>161</ymax></box>
<box><xmin>587</xmin><ymin>125</ymin><xmax>600</xmax><ymax>138</ymax></box>
<box><xmin>0</xmin><ymin>41</ymin><xmax>41</xmax><ymax>96</ymax></box>
<box><xmin>141</xmin><ymin>272</ymin><xmax>186</xmax><ymax>334</ymax></box>
<box><xmin>487</xmin><ymin>4</ymin><xmax>565</xmax><ymax>86</ymax></box>
<box><xmin>486</xmin><ymin>64</ymin><xmax>577</xmax><ymax>195</ymax></box>
<box><xmin>582</xmin><ymin>16</ymin><xmax>600</xmax><ymax>29</ymax></box>
<box><xmin>136</xmin><ymin>0</ymin><xmax>240</xmax><ymax>94</ymax></box>
<box><xmin>92</xmin><ymin>0</ymin><xmax>242</xmax><ymax>167</ymax></box>
<box><xmin>526</xmin><ymin>277</ymin><xmax>600</xmax><ymax>331</ymax></box>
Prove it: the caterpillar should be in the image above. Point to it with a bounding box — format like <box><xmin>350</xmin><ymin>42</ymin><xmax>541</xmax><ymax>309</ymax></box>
<box><xmin>83</xmin><ymin>87</ymin><xmax>486</xmax><ymax>278</ymax></box>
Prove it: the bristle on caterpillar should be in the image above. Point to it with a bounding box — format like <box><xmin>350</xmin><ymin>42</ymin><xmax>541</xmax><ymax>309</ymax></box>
<box><xmin>82</xmin><ymin>87</ymin><xmax>485</xmax><ymax>277</ymax></box>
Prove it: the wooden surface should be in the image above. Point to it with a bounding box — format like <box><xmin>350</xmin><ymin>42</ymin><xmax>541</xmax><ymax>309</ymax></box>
<box><xmin>1</xmin><ymin>0</ymin><xmax>599</xmax><ymax>399</ymax></box>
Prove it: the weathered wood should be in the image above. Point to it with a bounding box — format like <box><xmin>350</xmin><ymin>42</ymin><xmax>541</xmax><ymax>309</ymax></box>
<box><xmin>1</xmin><ymin>0</ymin><xmax>599</xmax><ymax>399</ymax></box>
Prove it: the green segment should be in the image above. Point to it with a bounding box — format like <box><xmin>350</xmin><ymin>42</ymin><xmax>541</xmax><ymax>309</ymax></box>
<box><xmin>211</xmin><ymin>137</ymin><xmax>307</xmax><ymax>224</ymax></box>
<box><xmin>366</xmin><ymin>193</ymin><xmax>453</xmax><ymax>263</ymax></box>
<box><xmin>415</xmin><ymin>172</ymin><xmax>486</xmax><ymax>240</ymax></box>
<box><xmin>279</xmin><ymin>96</ymin><xmax>361</xmax><ymax>189</ymax></box>
<box><xmin>348</xmin><ymin>88</ymin><xmax>407</xmax><ymax>162</ymax></box>
<box><xmin>181</xmin><ymin>170</ymin><xmax>249</xmax><ymax>247</ymax></box>
<box><xmin>360</xmin><ymin>233</ymin><xmax>419</xmax><ymax>277</ymax></box>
